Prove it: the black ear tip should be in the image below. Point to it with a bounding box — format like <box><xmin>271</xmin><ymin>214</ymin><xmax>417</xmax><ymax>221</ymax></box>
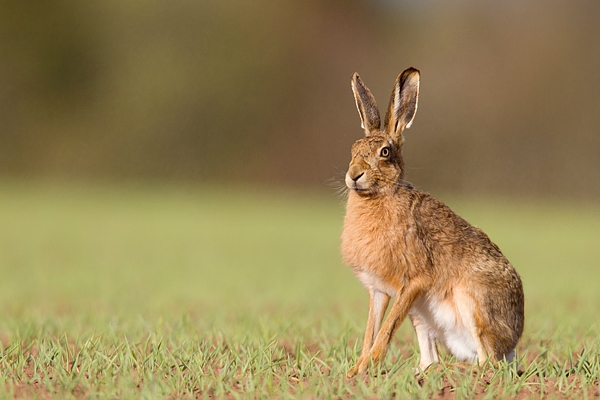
<box><xmin>399</xmin><ymin>67</ymin><xmax>420</xmax><ymax>80</ymax></box>
<box><xmin>399</xmin><ymin>68</ymin><xmax>420</xmax><ymax>88</ymax></box>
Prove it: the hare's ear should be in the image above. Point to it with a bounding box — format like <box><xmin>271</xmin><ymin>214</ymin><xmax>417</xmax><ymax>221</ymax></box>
<box><xmin>351</xmin><ymin>73</ymin><xmax>381</xmax><ymax>135</ymax></box>
<box><xmin>384</xmin><ymin>67</ymin><xmax>420</xmax><ymax>143</ymax></box>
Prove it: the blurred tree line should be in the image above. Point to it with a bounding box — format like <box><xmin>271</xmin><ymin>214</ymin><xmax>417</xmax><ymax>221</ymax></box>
<box><xmin>1</xmin><ymin>0</ymin><xmax>599</xmax><ymax>198</ymax></box>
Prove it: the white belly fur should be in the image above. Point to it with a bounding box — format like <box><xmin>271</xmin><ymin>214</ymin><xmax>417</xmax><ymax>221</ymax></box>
<box><xmin>410</xmin><ymin>294</ymin><xmax>478</xmax><ymax>362</ymax></box>
<box><xmin>356</xmin><ymin>270</ymin><xmax>397</xmax><ymax>297</ymax></box>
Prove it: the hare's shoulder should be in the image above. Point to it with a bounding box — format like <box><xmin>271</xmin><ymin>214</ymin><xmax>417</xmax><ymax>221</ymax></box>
<box><xmin>412</xmin><ymin>192</ymin><xmax>509</xmax><ymax>265</ymax></box>
<box><xmin>410</xmin><ymin>192</ymin><xmax>482</xmax><ymax>238</ymax></box>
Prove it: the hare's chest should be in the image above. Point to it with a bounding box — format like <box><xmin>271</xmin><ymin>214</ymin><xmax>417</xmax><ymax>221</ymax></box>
<box><xmin>341</xmin><ymin>207</ymin><xmax>410</xmax><ymax>273</ymax></box>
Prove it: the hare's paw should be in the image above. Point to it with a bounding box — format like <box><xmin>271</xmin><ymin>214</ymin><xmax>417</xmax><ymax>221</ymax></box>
<box><xmin>347</xmin><ymin>356</ymin><xmax>369</xmax><ymax>378</ymax></box>
<box><xmin>346</xmin><ymin>365</ymin><xmax>359</xmax><ymax>379</ymax></box>
<box><xmin>368</xmin><ymin>344</ymin><xmax>386</xmax><ymax>365</ymax></box>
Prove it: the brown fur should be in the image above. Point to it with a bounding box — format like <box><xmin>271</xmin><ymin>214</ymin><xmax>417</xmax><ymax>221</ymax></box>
<box><xmin>342</xmin><ymin>68</ymin><xmax>524</xmax><ymax>378</ymax></box>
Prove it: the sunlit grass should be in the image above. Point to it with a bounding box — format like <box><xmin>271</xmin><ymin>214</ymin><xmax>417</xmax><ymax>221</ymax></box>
<box><xmin>0</xmin><ymin>181</ymin><xmax>598</xmax><ymax>398</ymax></box>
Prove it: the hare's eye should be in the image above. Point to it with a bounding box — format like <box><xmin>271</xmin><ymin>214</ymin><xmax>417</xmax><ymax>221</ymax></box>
<box><xmin>380</xmin><ymin>147</ymin><xmax>390</xmax><ymax>158</ymax></box>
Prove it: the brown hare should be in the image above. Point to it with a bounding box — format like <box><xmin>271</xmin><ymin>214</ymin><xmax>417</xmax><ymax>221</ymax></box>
<box><xmin>341</xmin><ymin>68</ymin><xmax>524</xmax><ymax>378</ymax></box>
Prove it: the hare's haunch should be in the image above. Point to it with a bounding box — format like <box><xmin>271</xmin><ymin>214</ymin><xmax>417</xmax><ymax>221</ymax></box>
<box><xmin>341</xmin><ymin>68</ymin><xmax>524</xmax><ymax>378</ymax></box>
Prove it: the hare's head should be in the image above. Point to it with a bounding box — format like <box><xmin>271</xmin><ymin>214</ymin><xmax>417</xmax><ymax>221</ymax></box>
<box><xmin>345</xmin><ymin>68</ymin><xmax>420</xmax><ymax>196</ymax></box>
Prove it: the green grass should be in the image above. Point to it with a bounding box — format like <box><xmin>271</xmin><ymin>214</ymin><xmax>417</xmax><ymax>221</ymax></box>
<box><xmin>0</xmin><ymin>181</ymin><xmax>598</xmax><ymax>398</ymax></box>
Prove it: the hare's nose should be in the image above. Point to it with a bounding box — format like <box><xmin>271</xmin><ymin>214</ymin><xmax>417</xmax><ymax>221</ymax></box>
<box><xmin>347</xmin><ymin>164</ymin><xmax>365</xmax><ymax>182</ymax></box>
<box><xmin>350</xmin><ymin>171</ymin><xmax>364</xmax><ymax>182</ymax></box>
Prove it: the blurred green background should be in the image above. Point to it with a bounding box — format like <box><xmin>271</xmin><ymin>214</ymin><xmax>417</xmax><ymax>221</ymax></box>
<box><xmin>1</xmin><ymin>0</ymin><xmax>599</xmax><ymax>197</ymax></box>
<box><xmin>1</xmin><ymin>0</ymin><xmax>599</xmax><ymax>321</ymax></box>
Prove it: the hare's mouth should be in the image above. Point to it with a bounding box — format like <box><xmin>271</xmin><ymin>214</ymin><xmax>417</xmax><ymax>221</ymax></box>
<box><xmin>346</xmin><ymin>180</ymin><xmax>372</xmax><ymax>194</ymax></box>
<box><xmin>345</xmin><ymin>170</ymin><xmax>377</xmax><ymax>195</ymax></box>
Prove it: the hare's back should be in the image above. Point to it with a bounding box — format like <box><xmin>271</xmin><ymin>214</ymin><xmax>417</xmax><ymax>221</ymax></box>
<box><xmin>413</xmin><ymin>194</ymin><xmax>512</xmax><ymax>270</ymax></box>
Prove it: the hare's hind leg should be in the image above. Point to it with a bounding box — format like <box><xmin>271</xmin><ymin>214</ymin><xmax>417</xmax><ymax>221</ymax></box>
<box><xmin>410</xmin><ymin>315</ymin><xmax>439</xmax><ymax>371</ymax></box>
<box><xmin>456</xmin><ymin>292</ymin><xmax>489</xmax><ymax>364</ymax></box>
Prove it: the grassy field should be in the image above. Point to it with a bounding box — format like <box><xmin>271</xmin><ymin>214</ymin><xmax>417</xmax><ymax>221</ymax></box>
<box><xmin>0</xmin><ymin>181</ymin><xmax>598</xmax><ymax>398</ymax></box>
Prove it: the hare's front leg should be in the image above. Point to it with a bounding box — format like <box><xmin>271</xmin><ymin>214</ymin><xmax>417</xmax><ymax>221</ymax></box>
<box><xmin>347</xmin><ymin>289</ymin><xmax>390</xmax><ymax>378</ymax></box>
<box><xmin>351</xmin><ymin>283</ymin><xmax>422</xmax><ymax>376</ymax></box>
